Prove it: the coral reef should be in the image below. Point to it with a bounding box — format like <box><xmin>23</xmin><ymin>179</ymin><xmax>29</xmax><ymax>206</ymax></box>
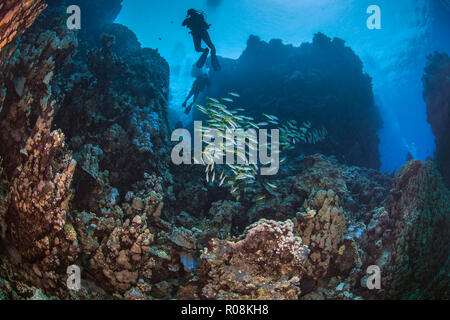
<box><xmin>296</xmin><ymin>190</ymin><xmax>346</xmax><ymax>281</ymax></box>
<box><xmin>0</xmin><ymin>156</ymin><xmax>7</xmax><ymax>239</ymax></box>
<box><xmin>90</xmin><ymin>215</ymin><xmax>155</xmax><ymax>293</ymax></box>
<box><xmin>0</xmin><ymin>23</ymin><xmax>77</xmax><ymax>175</ymax></box>
<box><xmin>0</xmin><ymin>1</ymin><xmax>172</xmax><ymax>298</ymax></box>
<box><xmin>199</xmin><ymin>219</ymin><xmax>309</xmax><ymax>300</ymax></box>
<box><xmin>0</xmin><ymin>0</ymin><xmax>46</xmax><ymax>57</ymax></box>
<box><xmin>423</xmin><ymin>52</ymin><xmax>450</xmax><ymax>187</ymax></box>
<box><xmin>0</xmin><ymin>0</ymin><xmax>447</xmax><ymax>301</ymax></box>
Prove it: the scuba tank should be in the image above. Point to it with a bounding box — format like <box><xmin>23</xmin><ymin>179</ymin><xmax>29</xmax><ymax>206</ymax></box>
<box><xmin>185</xmin><ymin>9</ymin><xmax>211</xmax><ymax>31</ymax></box>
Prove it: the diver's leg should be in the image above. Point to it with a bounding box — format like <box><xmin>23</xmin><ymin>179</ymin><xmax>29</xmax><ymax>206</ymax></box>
<box><xmin>183</xmin><ymin>89</ymin><xmax>195</xmax><ymax>107</ymax></box>
<box><xmin>201</xmin><ymin>32</ymin><xmax>216</xmax><ymax>55</ymax></box>
<box><xmin>185</xmin><ymin>101</ymin><xmax>195</xmax><ymax>114</ymax></box>
<box><xmin>203</xmin><ymin>31</ymin><xmax>220</xmax><ymax>70</ymax></box>
<box><xmin>194</xmin><ymin>34</ymin><xmax>209</xmax><ymax>68</ymax></box>
<box><xmin>185</xmin><ymin>91</ymin><xmax>200</xmax><ymax>114</ymax></box>
<box><xmin>193</xmin><ymin>91</ymin><xmax>200</xmax><ymax>104</ymax></box>
<box><xmin>193</xmin><ymin>34</ymin><xmax>208</xmax><ymax>53</ymax></box>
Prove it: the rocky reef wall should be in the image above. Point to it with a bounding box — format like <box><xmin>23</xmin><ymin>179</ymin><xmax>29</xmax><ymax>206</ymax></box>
<box><xmin>423</xmin><ymin>52</ymin><xmax>450</xmax><ymax>187</ymax></box>
<box><xmin>204</xmin><ymin>34</ymin><xmax>383</xmax><ymax>170</ymax></box>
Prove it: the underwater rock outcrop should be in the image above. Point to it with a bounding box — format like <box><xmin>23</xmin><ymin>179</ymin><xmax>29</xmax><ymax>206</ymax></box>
<box><xmin>173</xmin><ymin>154</ymin><xmax>447</xmax><ymax>300</ymax></box>
<box><xmin>381</xmin><ymin>160</ymin><xmax>449</xmax><ymax>299</ymax></box>
<box><xmin>199</xmin><ymin>219</ymin><xmax>309</xmax><ymax>300</ymax></box>
<box><xmin>423</xmin><ymin>52</ymin><xmax>450</xmax><ymax>187</ymax></box>
<box><xmin>7</xmin><ymin>98</ymin><xmax>78</xmax><ymax>287</ymax></box>
<box><xmin>204</xmin><ymin>34</ymin><xmax>382</xmax><ymax>170</ymax></box>
<box><xmin>0</xmin><ymin>1</ymin><xmax>172</xmax><ymax>297</ymax></box>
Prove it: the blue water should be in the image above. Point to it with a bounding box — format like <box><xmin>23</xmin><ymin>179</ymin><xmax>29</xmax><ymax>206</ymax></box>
<box><xmin>116</xmin><ymin>0</ymin><xmax>450</xmax><ymax>173</ymax></box>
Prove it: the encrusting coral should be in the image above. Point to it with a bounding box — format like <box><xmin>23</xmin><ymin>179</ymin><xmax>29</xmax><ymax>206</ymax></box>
<box><xmin>381</xmin><ymin>160</ymin><xmax>449</xmax><ymax>299</ymax></box>
<box><xmin>90</xmin><ymin>215</ymin><xmax>155</xmax><ymax>293</ymax></box>
<box><xmin>199</xmin><ymin>219</ymin><xmax>309</xmax><ymax>300</ymax></box>
<box><xmin>296</xmin><ymin>189</ymin><xmax>346</xmax><ymax>281</ymax></box>
<box><xmin>7</xmin><ymin>97</ymin><xmax>78</xmax><ymax>285</ymax></box>
<box><xmin>0</xmin><ymin>156</ymin><xmax>8</xmax><ymax>239</ymax></box>
<box><xmin>0</xmin><ymin>0</ymin><xmax>47</xmax><ymax>57</ymax></box>
<box><xmin>423</xmin><ymin>52</ymin><xmax>450</xmax><ymax>187</ymax></box>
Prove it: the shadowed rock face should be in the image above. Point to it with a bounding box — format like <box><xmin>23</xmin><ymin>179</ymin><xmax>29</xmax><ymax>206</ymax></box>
<box><xmin>0</xmin><ymin>0</ymin><xmax>46</xmax><ymax>57</ymax></box>
<box><xmin>0</xmin><ymin>1</ymin><xmax>448</xmax><ymax>301</ymax></box>
<box><xmin>204</xmin><ymin>33</ymin><xmax>383</xmax><ymax>170</ymax></box>
<box><xmin>423</xmin><ymin>52</ymin><xmax>450</xmax><ymax>187</ymax></box>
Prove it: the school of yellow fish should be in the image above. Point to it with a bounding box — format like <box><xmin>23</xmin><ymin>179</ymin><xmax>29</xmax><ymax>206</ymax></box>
<box><xmin>195</xmin><ymin>92</ymin><xmax>327</xmax><ymax>201</ymax></box>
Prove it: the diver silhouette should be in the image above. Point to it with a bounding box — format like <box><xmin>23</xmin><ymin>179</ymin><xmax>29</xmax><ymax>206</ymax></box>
<box><xmin>182</xmin><ymin>8</ymin><xmax>221</xmax><ymax>71</ymax></box>
<box><xmin>183</xmin><ymin>74</ymin><xmax>211</xmax><ymax>114</ymax></box>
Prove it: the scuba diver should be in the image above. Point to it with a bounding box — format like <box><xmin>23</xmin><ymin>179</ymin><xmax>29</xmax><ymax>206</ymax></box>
<box><xmin>182</xmin><ymin>8</ymin><xmax>221</xmax><ymax>71</ymax></box>
<box><xmin>182</xmin><ymin>74</ymin><xmax>211</xmax><ymax>114</ymax></box>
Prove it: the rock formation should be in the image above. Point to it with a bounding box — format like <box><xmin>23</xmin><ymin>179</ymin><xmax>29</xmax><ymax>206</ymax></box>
<box><xmin>423</xmin><ymin>52</ymin><xmax>450</xmax><ymax>187</ymax></box>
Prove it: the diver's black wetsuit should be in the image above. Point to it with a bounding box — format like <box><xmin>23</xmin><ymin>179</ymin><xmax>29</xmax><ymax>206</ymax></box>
<box><xmin>182</xmin><ymin>10</ymin><xmax>217</xmax><ymax>56</ymax></box>
<box><xmin>183</xmin><ymin>74</ymin><xmax>211</xmax><ymax>114</ymax></box>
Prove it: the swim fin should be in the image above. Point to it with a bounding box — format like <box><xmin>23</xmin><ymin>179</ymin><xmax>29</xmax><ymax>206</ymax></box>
<box><xmin>184</xmin><ymin>103</ymin><xmax>193</xmax><ymax>114</ymax></box>
<box><xmin>196</xmin><ymin>50</ymin><xmax>209</xmax><ymax>69</ymax></box>
<box><xmin>211</xmin><ymin>53</ymin><xmax>221</xmax><ymax>71</ymax></box>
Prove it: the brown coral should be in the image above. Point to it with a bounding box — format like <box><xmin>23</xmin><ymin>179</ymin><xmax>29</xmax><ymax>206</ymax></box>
<box><xmin>90</xmin><ymin>215</ymin><xmax>155</xmax><ymax>293</ymax></box>
<box><xmin>296</xmin><ymin>189</ymin><xmax>346</xmax><ymax>281</ymax></box>
<box><xmin>0</xmin><ymin>0</ymin><xmax>46</xmax><ymax>58</ymax></box>
<box><xmin>199</xmin><ymin>219</ymin><xmax>309</xmax><ymax>300</ymax></box>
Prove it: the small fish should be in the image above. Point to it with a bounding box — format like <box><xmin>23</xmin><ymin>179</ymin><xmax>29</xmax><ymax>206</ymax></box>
<box><xmin>222</xmin><ymin>98</ymin><xmax>233</xmax><ymax>103</ymax></box>
<box><xmin>266</xmin><ymin>182</ymin><xmax>278</xmax><ymax>189</ymax></box>
<box><xmin>222</xmin><ymin>109</ymin><xmax>234</xmax><ymax>116</ymax></box>
<box><xmin>263</xmin><ymin>113</ymin><xmax>279</xmax><ymax>121</ymax></box>
<box><xmin>248</xmin><ymin>122</ymin><xmax>259</xmax><ymax>129</ymax></box>
<box><xmin>256</xmin><ymin>195</ymin><xmax>266</xmax><ymax>201</ymax></box>
<box><xmin>208</xmin><ymin>97</ymin><xmax>220</xmax><ymax>104</ymax></box>
<box><xmin>235</xmin><ymin>172</ymin><xmax>244</xmax><ymax>181</ymax></box>
<box><xmin>219</xmin><ymin>175</ymin><xmax>226</xmax><ymax>186</ymax></box>
<box><xmin>228</xmin><ymin>92</ymin><xmax>240</xmax><ymax>97</ymax></box>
